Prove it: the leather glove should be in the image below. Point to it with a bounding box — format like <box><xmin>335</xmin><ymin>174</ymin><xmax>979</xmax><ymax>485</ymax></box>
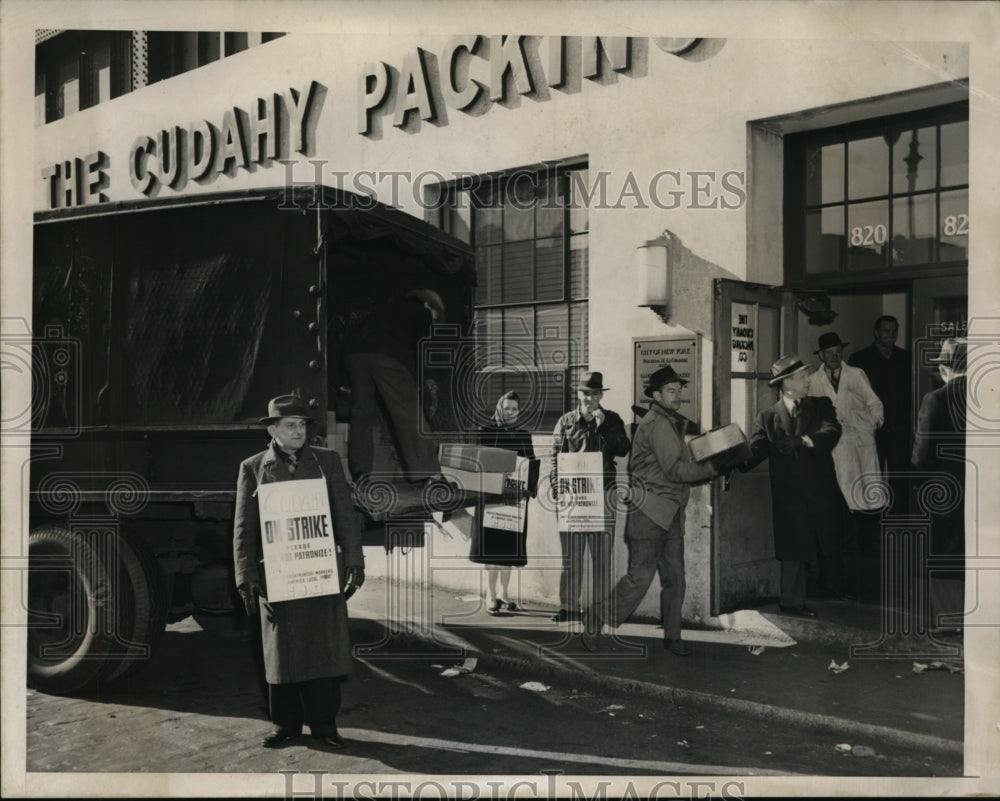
<box><xmin>775</xmin><ymin>435</ymin><xmax>803</xmax><ymax>456</ymax></box>
<box><xmin>344</xmin><ymin>566</ymin><xmax>365</xmax><ymax>600</ymax></box>
<box><xmin>237</xmin><ymin>581</ymin><xmax>262</xmax><ymax>616</ymax></box>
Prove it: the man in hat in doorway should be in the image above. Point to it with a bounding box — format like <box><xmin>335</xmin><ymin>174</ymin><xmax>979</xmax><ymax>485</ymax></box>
<box><xmin>848</xmin><ymin>316</ymin><xmax>912</xmax><ymax>498</ymax></box>
<box><xmin>233</xmin><ymin>395</ymin><xmax>365</xmax><ymax>749</ymax></box>
<box><xmin>912</xmin><ymin>337</ymin><xmax>968</xmax><ymax>633</ymax></box>
<box><xmin>742</xmin><ymin>355</ymin><xmax>847</xmax><ymax>616</ymax></box>
<box><xmin>549</xmin><ymin>372</ymin><xmax>630</xmax><ymax>640</ymax></box>
<box><xmin>605</xmin><ymin>365</ymin><xmax>717</xmax><ymax>655</ymax></box>
<box><xmin>807</xmin><ymin>332</ymin><xmax>884</xmax><ymax>566</ymax></box>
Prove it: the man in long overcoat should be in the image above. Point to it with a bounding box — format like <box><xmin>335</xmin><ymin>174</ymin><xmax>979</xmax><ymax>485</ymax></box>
<box><xmin>744</xmin><ymin>355</ymin><xmax>847</xmax><ymax>616</ymax></box>
<box><xmin>234</xmin><ymin>395</ymin><xmax>365</xmax><ymax>748</ymax></box>
<box><xmin>912</xmin><ymin>337</ymin><xmax>968</xmax><ymax>631</ymax></box>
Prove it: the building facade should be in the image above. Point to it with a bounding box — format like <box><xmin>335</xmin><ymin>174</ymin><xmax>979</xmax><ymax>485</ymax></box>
<box><xmin>32</xmin><ymin>30</ymin><xmax>970</xmax><ymax>622</ymax></box>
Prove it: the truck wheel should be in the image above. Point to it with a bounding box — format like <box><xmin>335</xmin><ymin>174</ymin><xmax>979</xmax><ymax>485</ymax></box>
<box><xmin>27</xmin><ymin>526</ymin><xmax>115</xmax><ymax>695</ymax></box>
<box><xmin>106</xmin><ymin>531</ymin><xmax>168</xmax><ymax>681</ymax></box>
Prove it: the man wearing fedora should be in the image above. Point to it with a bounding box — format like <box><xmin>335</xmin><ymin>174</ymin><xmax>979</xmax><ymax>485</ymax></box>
<box><xmin>807</xmin><ymin>332</ymin><xmax>884</xmax><ymax>563</ymax></box>
<box><xmin>233</xmin><ymin>395</ymin><xmax>365</xmax><ymax>749</ymax></box>
<box><xmin>912</xmin><ymin>337</ymin><xmax>968</xmax><ymax>632</ymax></box>
<box><xmin>743</xmin><ymin>355</ymin><xmax>847</xmax><ymax>617</ymax></box>
<box><xmin>606</xmin><ymin>365</ymin><xmax>717</xmax><ymax>655</ymax></box>
<box><xmin>549</xmin><ymin>372</ymin><xmax>630</xmax><ymax>634</ymax></box>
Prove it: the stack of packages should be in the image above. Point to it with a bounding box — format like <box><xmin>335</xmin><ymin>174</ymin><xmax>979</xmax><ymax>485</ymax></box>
<box><xmin>687</xmin><ymin>422</ymin><xmax>752</xmax><ymax>473</ymax></box>
<box><xmin>438</xmin><ymin>444</ymin><xmax>538</xmax><ymax>497</ymax></box>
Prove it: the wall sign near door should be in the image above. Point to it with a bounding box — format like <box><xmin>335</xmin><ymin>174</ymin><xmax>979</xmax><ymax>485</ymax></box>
<box><xmin>633</xmin><ymin>336</ymin><xmax>700</xmax><ymax>423</ymax></box>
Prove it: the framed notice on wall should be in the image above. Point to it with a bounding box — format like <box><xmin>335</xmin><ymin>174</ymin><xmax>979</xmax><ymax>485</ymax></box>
<box><xmin>633</xmin><ymin>335</ymin><xmax>701</xmax><ymax>423</ymax></box>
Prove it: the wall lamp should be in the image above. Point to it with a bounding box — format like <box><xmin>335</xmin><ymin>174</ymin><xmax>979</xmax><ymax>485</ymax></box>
<box><xmin>636</xmin><ymin>231</ymin><xmax>675</xmax><ymax>324</ymax></box>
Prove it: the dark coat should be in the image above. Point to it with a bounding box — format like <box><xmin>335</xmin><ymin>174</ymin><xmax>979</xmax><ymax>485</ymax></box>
<box><xmin>746</xmin><ymin>396</ymin><xmax>847</xmax><ymax>562</ymax></box>
<box><xmin>550</xmin><ymin>407</ymin><xmax>630</xmax><ymax>491</ymax></box>
<box><xmin>234</xmin><ymin>442</ymin><xmax>363</xmax><ymax>684</ymax></box>
<box><xmin>912</xmin><ymin>375</ymin><xmax>966</xmax><ymax>555</ymax></box>
<box><xmin>848</xmin><ymin>343</ymin><xmax>912</xmax><ymax>470</ymax></box>
<box><xmin>470</xmin><ymin>424</ymin><xmax>536</xmax><ymax>567</ymax></box>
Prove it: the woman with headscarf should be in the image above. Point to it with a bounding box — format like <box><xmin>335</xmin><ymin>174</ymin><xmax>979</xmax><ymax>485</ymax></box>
<box><xmin>472</xmin><ymin>391</ymin><xmax>536</xmax><ymax>614</ymax></box>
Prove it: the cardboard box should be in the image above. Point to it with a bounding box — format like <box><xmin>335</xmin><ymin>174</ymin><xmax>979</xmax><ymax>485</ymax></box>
<box><xmin>441</xmin><ymin>466</ymin><xmax>506</xmax><ymax>495</ymax></box>
<box><xmin>688</xmin><ymin>423</ymin><xmax>752</xmax><ymax>472</ymax></box>
<box><xmin>439</xmin><ymin>444</ymin><xmax>519</xmax><ymax>474</ymax></box>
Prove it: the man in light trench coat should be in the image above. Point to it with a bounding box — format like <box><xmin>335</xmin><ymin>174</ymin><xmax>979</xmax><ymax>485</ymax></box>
<box><xmin>234</xmin><ymin>395</ymin><xmax>365</xmax><ymax>749</ymax></box>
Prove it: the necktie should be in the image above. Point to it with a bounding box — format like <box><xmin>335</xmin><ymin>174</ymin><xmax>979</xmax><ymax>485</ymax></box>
<box><xmin>287</xmin><ymin>454</ymin><xmax>298</xmax><ymax>476</ymax></box>
<box><xmin>791</xmin><ymin>400</ymin><xmax>800</xmax><ymax>418</ymax></box>
<box><xmin>830</xmin><ymin>370</ymin><xmax>840</xmax><ymax>392</ymax></box>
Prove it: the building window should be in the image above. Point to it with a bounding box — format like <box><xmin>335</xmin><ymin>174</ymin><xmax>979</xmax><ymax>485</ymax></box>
<box><xmin>36</xmin><ymin>30</ymin><xmax>287</xmax><ymax>123</ymax></box>
<box><xmin>785</xmin><ymin>103</ymin><xmax>968</xmax><ymax>283</ymax></box>
<box><xmin>437</xmin><ymin>163</ymin><xmax>590</xmax><ymax>431</ymax></box>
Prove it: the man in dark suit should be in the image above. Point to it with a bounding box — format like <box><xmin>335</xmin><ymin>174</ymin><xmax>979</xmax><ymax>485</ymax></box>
<box><xmin>234</xmin><ymin>395</ymin><xmax>365</xmax><ymax>749</ymax></box>
<box><xmin>743</xmin><ymin>355</ymin><xmax>848</xmax><ymax>616</ymax></box>
<box><xmin>848</xmin><ymin>316</ymin><xmax>912</xmax><ymax>490</ymax></box>
<box><xmin>912</xmin><ymin>338</ymin><xmax>967</xmax><ymax>632</ymax></box>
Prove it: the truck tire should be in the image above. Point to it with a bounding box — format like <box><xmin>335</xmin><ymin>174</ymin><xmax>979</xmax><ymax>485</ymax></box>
<box><xmin>27</xmin><ymin>526</ymin><xmax>116</xmax><ymax>695</ymax></box>
<box><xmin>106</xmin><ymin>531</ymin><xmax>168</xmax><ymax>681</ymax></box>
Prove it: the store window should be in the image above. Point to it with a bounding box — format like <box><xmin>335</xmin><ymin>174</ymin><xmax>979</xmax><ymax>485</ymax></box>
<box><xmin>785</xmin><ymin>103</ymin><xmax>968</xmax><ymax>282</ymax></box>
<box><xmin>436</xmin><ymin>163</ymin><xmax>590</xmax><ymax>431</ymax></box>
<box><xmin>36</xmin><ymin>31</ymin><xmax>130</xmax><ymax>124</ymax></box>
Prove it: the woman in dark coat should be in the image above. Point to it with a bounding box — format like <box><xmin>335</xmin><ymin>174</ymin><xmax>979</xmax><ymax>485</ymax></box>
<box><xmin>472</xmin><ymin>391</ymin><xmax>535</xmax><ymax>614</ymax></box>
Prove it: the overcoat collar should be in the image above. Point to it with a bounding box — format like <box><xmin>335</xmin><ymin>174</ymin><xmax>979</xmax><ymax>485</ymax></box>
<box><xmin>259</xmin><ymin>442</ymin><xmax>320</xmax><ymax>482</ymax></box>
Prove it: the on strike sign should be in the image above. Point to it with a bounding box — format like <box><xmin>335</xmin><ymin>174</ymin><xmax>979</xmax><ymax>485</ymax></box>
<box><xmin>556</xmin><ymin>452</ymin><xmax>606</xmax><ymax>532</ymax></box>
<box><xmin>257</xmin><ymin>478</ymin><xmax>340</xmax><ymax>602</ymax></box>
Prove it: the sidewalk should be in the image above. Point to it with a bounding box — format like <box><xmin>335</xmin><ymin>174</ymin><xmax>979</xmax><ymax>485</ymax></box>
<box><xmin>350</xmin><ymin>576</ymin><xmax>965</xmax><ymax>758</ymax></box>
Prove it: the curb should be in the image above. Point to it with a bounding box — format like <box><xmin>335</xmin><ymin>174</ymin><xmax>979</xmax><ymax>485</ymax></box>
<box><xmin>472</xmin><ymin>647</ymin><xmax>963</xmax><ymax>758</ymax></box>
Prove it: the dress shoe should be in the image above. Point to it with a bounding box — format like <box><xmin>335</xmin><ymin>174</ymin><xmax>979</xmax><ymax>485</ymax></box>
<box><xmin>487</xmin><ymin>599</ymin><xmax>503</xmax><ymax>616</ymax></box>
<box><xmin>779</xmin><ymin>604</ymin><xmax>818</xmax><ymax>618</ymax></box>
<box><xmin>663</xmin><ymin>638</ymin><xmax>692</xmax><ymax>656</ymax></box>
<box><xmin>551</xmin><ymin>609</ymin><xmax>577</xmax><ymax>623</ymax></box>
<box><xmin>261</xmin><ymin>728</ymin><xmax>298</xmax><ymax>748</ymax></box>
<box><xmin>314</xmin><ymin>733</ymin><xmax>346</xmax><ymax>749</ymax></box>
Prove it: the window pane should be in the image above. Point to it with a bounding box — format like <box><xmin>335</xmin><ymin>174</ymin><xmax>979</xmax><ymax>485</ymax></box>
<box><xmin>847</xmin><ymin>136</ymin><xmax>889</xmax><ymax>200</ymax></box>
<box><xmin>568</xmin><ymin>169</ymin><xmax>589</xmax><ymax>234</ymax></box>
<box><xmin>758</xmin><ymin>305</ymin><xmax>781</xmax><ymax>369</ymax></box>
<box><xmin>536</xmin><ymin>175</ymin><xmax>565</xmax><ymax>238</ymax></box>
<box><xmin>536</xmin><ymin>305</ymin><xmax>570</xmax><ymax>369</ymax></box>
<box><xmin>476</xmin><ymin>246</ymin><xmax>502</xmax><ymax>305</ymax></box>
<box><xmin>535</xmin><ymin>237</ymin><xmax>563</xmax><ymax>301</ymax></box>
<box><xmin>473</xmin><ymin>309</ymin><xmax>502</xmax><ymax>368</ymax></box>
<box><xmin>569</xmin><ymin>233</ymin><xmax>588</xmax><ymax>299</ymax></box>
<box><xmin>939</xmin><ymin>121</ymin><xmax>969</xmax><ymax>188</ymax></box>
<box><xmin>891</xmin><ymin>193</ymin><xmax>935</xmax><ymax>266</ymax></box>
<box><xmin>730</xmin><ymin>378</ymin><xmax>750</xmax><ymax>432</ymax></box>
<box><xmin>846</xmin><ymin>201</ymin><xmax>889</xmax><ymax>271</ymax></box>
<box><xmin>474</xmin><ymin>185</ymin><xmax>502</xmax><ymax>245</ymax></box>
<box><xmin>502</xmin><ymin>307</ymin><xmax>534</xmax><ymax>368</ymax></box>
<box><xmin>539</xmin><ymin>371</ymin><xmax>570</xmax><ymax>430</ymax></box>
<box><xmin>804</xmin><ymin>207</ymin><xmax>843</xmax><ymax>273</ymax></box>
<box><xmin>503</xmin><ymin>178</ymin><xmax>534</xmax><ymax>242</ymax></box>
<box><xmin>805</xmin><ymin>143</ymin><xmax>844</xmax><ymax>205</ymax></box>
<box><xmin>939</xmin><ymin>189</ymin><xmax>969</xmax><ymax>262</ymax></box>
<box><xmin>448</xmin><ymin>194</ymin><xmax>472</xmax><ymax>244</ymax></box>
<box><xmin>892</xmin><ymin>127</ymin><xmax>937</xmax><ymax>195</ymax></box>
<box><xmin>501</xmin><ymin>241</ymin><xmax>533</xmax><ymax>303</ymax></box>
<box><xmin>569</xmin><ymin>301</ymin><xmax>588</xmax><ymax>365</ymax></box>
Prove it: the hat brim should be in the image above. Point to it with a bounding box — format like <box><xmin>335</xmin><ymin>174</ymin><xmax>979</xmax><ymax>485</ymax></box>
<box><xmin>259</xmin><ymin>414</ymin><xmax>316</xmax><ymax>425</ymax></box>
<box><xmin>768</xmin><ymin>363</ymin><xmax>810</xmax><ymax>386</ymax></box>
<box><xmin>643</xmin><ymin>378</ymin><xmax>688</xmax><ymax>397</ymax></box>
<box><xmin>574</xmin><ymin>385</ymin><xmax>609</xmax><ymax>392</ymax></box>
<box><xmin>814</xmin><ymin>341</ymin><xmax>849</xmax><ymax>354</ymax></box>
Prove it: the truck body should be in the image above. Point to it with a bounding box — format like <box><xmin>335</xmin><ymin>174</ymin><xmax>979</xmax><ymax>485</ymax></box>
<box><xmin>27</xmin><ymin>186</ymin><xmax>475</xmax><ymax>693</ymax></box>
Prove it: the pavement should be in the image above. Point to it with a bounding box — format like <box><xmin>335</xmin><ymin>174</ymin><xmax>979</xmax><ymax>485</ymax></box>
<box><xmin>350</xmin><ymin>565</ymin><xmax>966</xmax><ymax>760</ymax></box>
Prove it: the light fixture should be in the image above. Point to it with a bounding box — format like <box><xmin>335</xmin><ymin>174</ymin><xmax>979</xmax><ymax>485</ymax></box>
<box><xmin>636</xmin><ymin>231</ymin><xmax>675</xmax><ymax>324</ymax></box>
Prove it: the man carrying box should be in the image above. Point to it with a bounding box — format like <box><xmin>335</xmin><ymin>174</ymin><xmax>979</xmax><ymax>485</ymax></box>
<box><xmin>603</xmin><ymin>366</ymin><xmax>717</xmax><ymax>655</ymax></box>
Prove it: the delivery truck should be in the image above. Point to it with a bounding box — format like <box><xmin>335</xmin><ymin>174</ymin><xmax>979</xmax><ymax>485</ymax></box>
<box><xmin>25</xmin><ymin>185</ymin><xmax>475</xmax><ymax>694</ymax></box>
